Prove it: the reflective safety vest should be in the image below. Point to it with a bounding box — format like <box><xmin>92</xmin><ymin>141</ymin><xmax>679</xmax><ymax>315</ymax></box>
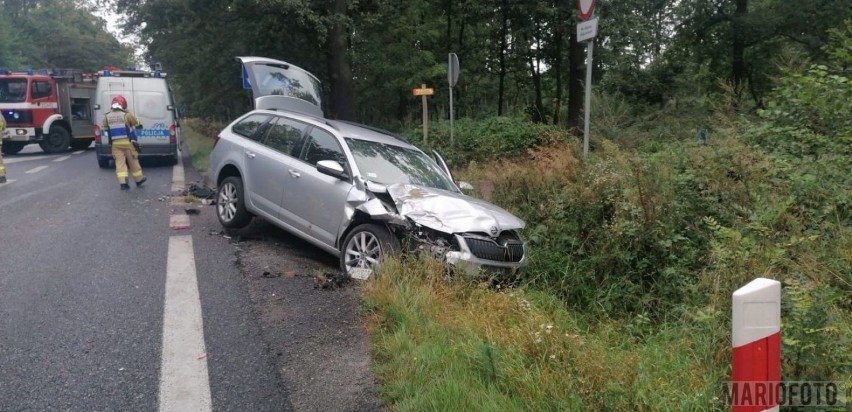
<box><xmin>105</xmin><ymin>110</ymin><xmax>131</xmax><ymax>141</ymax></box>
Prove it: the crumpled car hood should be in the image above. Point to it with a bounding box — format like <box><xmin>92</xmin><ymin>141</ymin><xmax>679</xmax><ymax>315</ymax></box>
<box><xmin>384</xmin><ymin>183</ymin><xmax>525</xmax><ymax>234</ymax></box>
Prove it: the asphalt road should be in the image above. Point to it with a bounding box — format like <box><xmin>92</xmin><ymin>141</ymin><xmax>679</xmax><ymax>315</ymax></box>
<box><xmin>0</xmin><ymin>144</ymin><xmax>290</xmax><ymax>410</ymax></box>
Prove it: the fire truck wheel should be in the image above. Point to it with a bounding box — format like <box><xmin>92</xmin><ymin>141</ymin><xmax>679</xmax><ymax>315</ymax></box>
<box><xmin>40</xmin><ymin>127</ymin><xmax>71</xmax><ymax>154</ymax></box>
<box><xmin>1</xmin><ymin>142</ymin><xmax>26</xmax><ymax>155</ymax></box>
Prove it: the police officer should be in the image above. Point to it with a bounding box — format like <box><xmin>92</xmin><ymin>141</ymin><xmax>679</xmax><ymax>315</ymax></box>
<box><xmin>0</xmin><ymin>114</ymin><xmax>8</xmax><ymax>184</ymax></box>
<box><xmin>103</xmin><ymin>95</ymin><xmax>146</xmax><ymax>190</ymax></box>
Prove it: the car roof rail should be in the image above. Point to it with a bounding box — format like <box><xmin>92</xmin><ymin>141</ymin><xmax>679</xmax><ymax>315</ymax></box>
<box><xmin>336</xmin><ymin>120</ymin><xmax>410</xmax><ymax>144</ymax></box>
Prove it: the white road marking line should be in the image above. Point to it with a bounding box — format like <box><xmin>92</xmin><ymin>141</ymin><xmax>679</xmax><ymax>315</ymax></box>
<box><xmin>53</xmin><ymin>155</ymin><xmax>72</xmax><ymax>162</ymax></box>
<box><xmin>171</xmin><ymin>154</ymin><xmax>185</xmax><ymax>194</ymax></box>
<box><xmin>25</xmin><ymin>165</ymin><xmax>49</xmax><ymax>174</ymax></box>
<box><xmin>71</xmin><ymin>150</ymin><xmax>85</xmax><ymax>155</ymax></box>
<box><xmin>159</xmin><ymin>235</ymin><xmax>212</xmax><ymax>412</ymax></box>
<box><xmin>4</xmin><ymin>156</ymin><xmax>50</xmax><ymax>165</ymax></box>
<box><xmin>170</xmin><ymin>214</ymin><xmax>190</xmax><ymax>230</ymax></box>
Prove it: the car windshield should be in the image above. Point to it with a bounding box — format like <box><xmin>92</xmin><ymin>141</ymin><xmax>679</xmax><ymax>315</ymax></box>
<box><xmin>345</xmin><ymin>138</ymin><xmax>458</xmax><ymax>192</ymax></box>
<box><xmin>0</xmin><ymin>79</ymin><xmax>28</xmax><ymax>102</ymax></box>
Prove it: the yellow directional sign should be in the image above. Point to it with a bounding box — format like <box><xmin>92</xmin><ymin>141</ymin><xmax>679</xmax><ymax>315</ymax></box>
<box><xmin>412</xmin><ymin>87</ymin><xmax>434</xmax><ymax>96</ymax></box>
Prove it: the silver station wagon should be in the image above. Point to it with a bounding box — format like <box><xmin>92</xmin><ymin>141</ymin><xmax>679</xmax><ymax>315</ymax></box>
<box><xmin>209</xmin><ymin>57</ymin><xmax>527</xmax><ymax>279</ymax></box>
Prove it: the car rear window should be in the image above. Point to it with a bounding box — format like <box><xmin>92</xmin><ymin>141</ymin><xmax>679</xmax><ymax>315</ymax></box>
<box><xmin>232</xmin><ymin>114</ymin><xmax>270</xmax><ymax>141</ymax></box>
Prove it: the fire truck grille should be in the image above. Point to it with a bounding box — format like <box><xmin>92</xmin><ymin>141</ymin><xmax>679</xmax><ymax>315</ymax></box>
<box><xmin>2</xmin><ymin>110</ymin><xmax>33</xmax><ymax>126</ymax></box>
<box><xmin>463</xmin><ymin>236</ymin><xmax>525</xmax><ymax>263</ymax></box>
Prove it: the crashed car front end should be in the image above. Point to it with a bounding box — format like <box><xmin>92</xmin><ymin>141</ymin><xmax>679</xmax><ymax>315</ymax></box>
<box><xmin>348</xmin><ymin>182</ymin><xmax>528</xmax><ymax>276</ymax></box>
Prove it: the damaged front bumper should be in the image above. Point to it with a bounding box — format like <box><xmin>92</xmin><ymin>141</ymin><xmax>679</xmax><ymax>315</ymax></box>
<box><xmin>444</xmin><ymin>233</ymin><xmax>528</xmax><ymax>277</ymax></box>
<box><xmin>349</xmin><ymin>181</ymin><xmax>528</xmax><ymax>277</ymax></box>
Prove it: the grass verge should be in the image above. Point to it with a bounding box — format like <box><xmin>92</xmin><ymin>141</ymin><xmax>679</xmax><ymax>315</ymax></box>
<box><xmin>180</xmin><ymin>118</ymin><xmax>224</xmax><ymax>174</ymax></box>
<box><xmin>362</xmin><ymin>255</ymin><xmax>727</xmax><ymax>410</ymax></box>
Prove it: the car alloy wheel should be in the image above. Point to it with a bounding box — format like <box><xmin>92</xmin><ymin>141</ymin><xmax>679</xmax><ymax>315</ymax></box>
<box><xmin>341</xmin><ymin>223</ymin><xmax>399</xmax><ymax>280</ymax></box>
<box><xmin>216</xmin><ymin>176</ymin><xmax>252</xmax><ymax>228</ymax></box>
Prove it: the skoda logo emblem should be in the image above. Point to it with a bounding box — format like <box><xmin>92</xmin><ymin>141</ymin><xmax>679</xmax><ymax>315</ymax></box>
<box><xmin>490</xmin><ymin>226</ymin><xmax>499</xmax><ymax>236</ymax></box>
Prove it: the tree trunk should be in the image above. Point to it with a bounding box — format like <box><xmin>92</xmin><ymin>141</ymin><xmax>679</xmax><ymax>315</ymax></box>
<box><xmin>551</xmin><ymin>2</ymin><xmax>564</xmax><ymax>125</ymax></box>
<box><xmin>446</xmin><ymin>0</ymin><xmax>453</xmax><ymax>53</ymax></box>
<box><xmin>326</xmin><ymin>0</ymin><xmax>355</xmax><ymax>120</ymax></box>
<box><xmin>731</xmin><ymin>0</ymin><xmax>748</xmax><ymax>106</ymax></box>
<box><xmin>567</xmin><ymin>22</ymin><xmax>584</xmax><ymax>133</ymax></box>
<box><xmin>528</xmin><ymin>33</ymin><xmax>545</xmax><ymax>123</ymax></box>
<box><xmin>497</xmin><ymin>0</ymin><xmax>509</xmax><ymax>116</ymax></box>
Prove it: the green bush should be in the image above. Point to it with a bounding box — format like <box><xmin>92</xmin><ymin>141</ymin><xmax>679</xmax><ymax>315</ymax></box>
<box><xmin>404</xmin><ymin>116</ymin><xmax>570</xmax><ymax>166</ymax></box>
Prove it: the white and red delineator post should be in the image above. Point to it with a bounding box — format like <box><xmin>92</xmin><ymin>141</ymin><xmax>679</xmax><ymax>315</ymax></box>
<box><xmin>732</xmin><ymin>277</ymin><xmax>781</xmax><ymax>412</ymax></box>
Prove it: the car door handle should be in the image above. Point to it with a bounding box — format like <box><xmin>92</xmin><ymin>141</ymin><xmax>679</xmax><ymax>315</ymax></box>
<box><xmin>288</xmin><ymin>170</ymin><xmax>300</xmax><ymax>178</ymax></box>
<box><xmin>245</xmin><ymin>151</ymin><xmax>256</xmax><ymax>158</ymax></box>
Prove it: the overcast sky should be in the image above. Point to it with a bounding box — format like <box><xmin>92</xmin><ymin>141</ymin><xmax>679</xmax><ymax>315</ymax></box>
<box><xmin>93</xmin><ymin>7</ymin><xmax>147</xmax><ymax>67</ymax></box>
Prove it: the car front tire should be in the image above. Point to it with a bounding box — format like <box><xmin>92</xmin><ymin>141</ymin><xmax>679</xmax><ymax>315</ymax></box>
<box><xmin>216</xmin><ymin>176</ymin><xmax>253</xmax><ymax>228</ymax></box>
<box><xmin>340</xmin><ymin>223</ymin><xmax>400</xmax><ymax>279</ymax></box>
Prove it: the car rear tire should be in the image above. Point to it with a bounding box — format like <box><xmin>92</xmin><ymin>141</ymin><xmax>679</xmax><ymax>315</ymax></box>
<box><xmin>216</xmin><ymin>176</ymin><xmax>253</xmax><ymax>229</ymax></box>
<box><xmin>340</xmin><ymin>223</ymin><xmax>400</xmax><ymax>279</ymax></box>
<box><xmin>40</xmin><ymin>127</ymin><xmax>71</xmax><ymax>154</ymax></box>
<box><xmin>97</xmin><ymin>156</ymin><xmax>111</xmax><ymax>169</ymax></box>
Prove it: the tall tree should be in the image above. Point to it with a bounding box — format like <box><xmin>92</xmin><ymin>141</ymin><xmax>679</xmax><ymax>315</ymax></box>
<box><xmin>325</xmin><ymin>0</ymin><xmax>355</xmax><ymax>120</ymax></box>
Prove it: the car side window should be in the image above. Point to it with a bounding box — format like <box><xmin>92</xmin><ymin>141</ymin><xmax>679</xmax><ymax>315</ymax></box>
<box><xmin>300</xmin><ymin>128</ymin><xmax>346</xmax><ymax>166</ymax></box>
<box><xmin>263</xmin><ymin>117</ymin><xmax>308</xmax><ymax>156</ymax></box>
<box><xmin>231</xmin><ymin>114</ymin><xmax>270</xmax><ymax>141</ymax></box>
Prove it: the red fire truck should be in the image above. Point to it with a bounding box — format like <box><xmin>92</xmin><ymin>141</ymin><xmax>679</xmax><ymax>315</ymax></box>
<box><xmin>0</xmin><ymin>68</ymin><xmax>98</xmax><ymax>154</ymax></box>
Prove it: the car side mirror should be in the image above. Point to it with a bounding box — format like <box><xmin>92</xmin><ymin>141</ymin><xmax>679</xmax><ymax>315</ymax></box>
<box><xmin>316</xmin><ymin>160</ymin><xmax>348</xmax><ymax>180</ymax></box>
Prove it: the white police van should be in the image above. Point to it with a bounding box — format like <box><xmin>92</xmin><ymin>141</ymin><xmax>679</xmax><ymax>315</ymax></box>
<box><xmin>93</xmin><ymin>68</ymin><xmax>181</xmax><ymax>168</ymax></box>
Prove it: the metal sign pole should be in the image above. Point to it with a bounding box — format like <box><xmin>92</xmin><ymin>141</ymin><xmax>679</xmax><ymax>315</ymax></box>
<box><xmin>583</xmin><ymin>38</ymin><xmax>593</xmax><ymax>157</ymax></box>
<box><xmin>448</xmin><ymin>53</ymin><xmax>459</xmax><ymax>146</ymax></box>
<box><xmin>449</xmin><ymin>86</ymin><xmax>454</xmax><ymax>146</ymax></box>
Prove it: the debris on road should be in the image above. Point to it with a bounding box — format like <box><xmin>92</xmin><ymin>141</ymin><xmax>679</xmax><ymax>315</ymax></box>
<box><xmin>185</xmin><ymin>208</ymin><xmax>200</xmax><ymax>215</ymax></box>
<box><xmin>313</xmin><ymin>271</ymin><xmax>352</xmax><ymax>290</ymax></box>
<box><xmin>182</xmin><ymin>182</ymin><xmax>216</xmax><ymax>201</ymax></box>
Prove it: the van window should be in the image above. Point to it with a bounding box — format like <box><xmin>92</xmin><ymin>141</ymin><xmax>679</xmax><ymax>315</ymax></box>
<box><xmin>135</xmin><ymin>91</ymin><xmax>168</xmax><ymax>120</ymax></box>
<box><xmin>32</xmin><ymin>81</ymin><xmax>51</xmax><ymax>99</ymax></box>
<box><xmin>232</xmin><ymin>114</ymin><xmax>271</xmax><ymax>141</ymax></box>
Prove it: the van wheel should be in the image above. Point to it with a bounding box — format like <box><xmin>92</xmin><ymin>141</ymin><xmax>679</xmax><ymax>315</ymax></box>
<box><xmin>340</xmin><ymin>224</ymin><xmax>400</xmax><ymax>279</ymax></box>
<box><xmin>1</xmin><ymin>142</ymin><xmax>26</xmax><ymax>155</ymax></box>
<box><xmin>97</xmin><ymin>156</ymin><xmax>111</xmax><ymax>169</ymax></box>
<box><xmin>70</xmin><ymin>139</ymin><xmax>93</xmax><ymax>150</ymax></box>
<box><xmin>216</xmin><ymin>176</ymin><xmax>253</xmax><ymax>228</ymax></box>
<box><xmin>40</xmin><ymin>127</ymin><xmax>71</xmax><ymax>154</ymax></box>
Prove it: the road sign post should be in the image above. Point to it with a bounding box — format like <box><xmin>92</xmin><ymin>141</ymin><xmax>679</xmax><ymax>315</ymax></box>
<box><xmin>413</xmin><ymin>85</ymin><xmax>435</xmax><ymax>144</ymax></box>
<box><xmin>448</xmin><ymin>53</ymin><xmax>459</xmax><ymax>146</ymax></box>
<box><xmin>577</xmin><ymin>0</ymin><xmax>598</xmax><ymax>157</ymax></box>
